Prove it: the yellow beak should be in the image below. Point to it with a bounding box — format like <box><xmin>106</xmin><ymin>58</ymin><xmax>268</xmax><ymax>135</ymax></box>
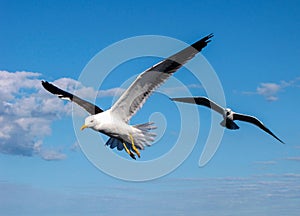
<box><xmin>80</xmin><ymin>124</ymin><xmax>88</xmax><ymax>131</ymax></box>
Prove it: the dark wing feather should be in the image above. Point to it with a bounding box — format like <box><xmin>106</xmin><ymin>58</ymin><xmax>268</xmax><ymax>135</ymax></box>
<box><xmin>110</xmin><ymin>34</ymin><xmax>213</xmax><ymax>122</ymax></box>
<box><xmin>172</xmin><ymin>96</ymin><xmax>224</xmax><ymax>115</ymax></box>
<box><xmin>150</xmin><ymin>33</ymin><xmax>214</xmax><ymax>74</ymax></box>
<box><xmin>41</xmin><ymin>81</ymin><xmax>103</xmax><ymax>115</ymax></box>
<box><xmin>233</xmin><ymin>113</ymin><xmax>284</xmax><ymax>144</ymax></box>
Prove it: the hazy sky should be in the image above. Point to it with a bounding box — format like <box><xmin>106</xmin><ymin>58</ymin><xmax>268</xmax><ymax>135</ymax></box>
<box><xmin>1</xmin><ymin>0</ymin><xmax>300</xmax><ymax>215</ymax></box>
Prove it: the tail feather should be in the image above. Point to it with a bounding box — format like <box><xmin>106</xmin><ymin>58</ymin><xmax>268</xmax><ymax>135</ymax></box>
<box><xmin>220</xmin><ymin>119</ymin><xmax>240</xmax><ymax>130</ymax></box>
<box><xmin>134</xmin><ymin>122</ymin><xmax>157</xmax><ymax>131</ymax></box>
<box><xmin>105</xmin><ymin>122</ymin><xmax>157</xmax><ymax>152</ymax></box>
<box><xmin>133</xmin><ymin>122</ymin><xmax>157</xmax><ymax>149</ymax></box>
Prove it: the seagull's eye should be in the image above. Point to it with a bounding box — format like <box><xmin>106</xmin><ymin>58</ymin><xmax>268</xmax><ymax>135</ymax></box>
<box><xmin>90</xmin><ymin>120</ymin><xmax>94</xmax><ymax>123</ymax></box>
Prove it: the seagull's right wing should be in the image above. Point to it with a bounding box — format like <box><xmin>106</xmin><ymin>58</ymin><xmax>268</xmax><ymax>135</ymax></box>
<box><xmin>41</xmin><ymin>81</ymin><xmax>103</xmax><ymax>115</ymax></box>
<box><xmin>110</xmin><ymin>34</ymin><xmax>213</xmax><ymax>122</ymax></box>
<box><xmin>233</xmin><ymin>113</ymin><xmax>284</xmax><ymax>144</ymax></box>
<box><xmin>171</xmin><ymin>97</ymin><xmax>224</xmax><ymax>115</ymax></box>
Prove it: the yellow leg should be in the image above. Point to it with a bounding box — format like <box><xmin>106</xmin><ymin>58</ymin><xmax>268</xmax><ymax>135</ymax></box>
<box><xmin>123</xmin><ymin>142</ymin><xmax>136</xmax><ymax>160</ymax></box>
<box><xmin>129</xmin><ymin>134</ymin><xmax>140</xmax><ymax>158</ymax></box>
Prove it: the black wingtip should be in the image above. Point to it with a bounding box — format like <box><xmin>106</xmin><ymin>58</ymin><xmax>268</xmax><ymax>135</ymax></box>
<box><xmin>191</xmin><ymin>33</ymin><xmax>214</xmax><ymax>52</ymax></box>
<box><xmin>41</xmin><ymin>80</ymin><xmax>50</xmax><ymax>87</ymax></box>
<box><xmin>269</xmin><ymin>130</ymin><xmax>285</xmax><ymax>144</ymax></box>
<box><xmin>205</xmin><ymin>33</ymin><xmax>214</xmax><ymax>42</ymax></box>
<box><xmin>274</xmin><ymin>137</ymin><xmax>285</xmax><ymax>144</ymax></box>
<box><xmin>41</xmin><ymin>80</ymin><xmax>54</xmax><ymax>92</ymax></box>
<box><xmin>41</xmin><ymin>80</ymin><xmax>48</xmax><ymax>88</ymax></box>
<box><xmin>201</xmin><ymin>33</ymin><xmax>214</xmax><ymax>43</ymax></box>
<box><xmin>41</xmin><ymin>80</ymin><xmax>66</xmax><ymax>97</ymax></box>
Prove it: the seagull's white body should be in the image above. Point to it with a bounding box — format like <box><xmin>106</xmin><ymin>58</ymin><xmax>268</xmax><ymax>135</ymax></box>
<box><xmin>86</xmin><ymin>110</ymin><xmax>154</xmax><ymax>150</ymax></box>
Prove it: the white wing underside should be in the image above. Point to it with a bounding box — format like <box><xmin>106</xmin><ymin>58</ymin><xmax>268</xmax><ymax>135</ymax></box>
<box><xmin>110</xmin><ymin>34</ymin><xmax>213</xmax><ymax>122</ymax></box>
<box><xmin>111</xmin><ymin>68</ymin><xmax>171</xmax><ymax>122</ymax></box>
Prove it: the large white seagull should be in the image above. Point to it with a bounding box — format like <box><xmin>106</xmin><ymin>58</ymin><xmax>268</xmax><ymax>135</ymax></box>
<box><xmin>42</xmin><ymin>34</ymin><xmax>213</xmax><ymax>159</ymax></box>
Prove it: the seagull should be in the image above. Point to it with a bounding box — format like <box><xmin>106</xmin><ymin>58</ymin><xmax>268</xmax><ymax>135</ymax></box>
<box><xmin>171</xmin><ymin>96</ymin><xmax>284</xmax><ymax>143</ymax></box>
<box><xmin>42</xmin><ymin>33</ymin><xmax>213</xmax><ymax>159</ymax></box>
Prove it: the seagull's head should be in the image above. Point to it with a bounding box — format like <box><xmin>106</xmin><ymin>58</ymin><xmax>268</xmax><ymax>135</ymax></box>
<box><xmin>80</xmin><ymin>115</ymin><xmax>98</xmax><ymax>131</ymax></box>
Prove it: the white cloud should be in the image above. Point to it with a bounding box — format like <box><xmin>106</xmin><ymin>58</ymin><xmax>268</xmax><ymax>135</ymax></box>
<box><xmin>39</xmin><ymin>149</ymin><xmax>67</xmax><ymax>161</ymax></box>
<box><xmin>256</xmin><ymin>83</ymin><xmax>282</xmax><ymax>101</ymax></box>
<box><xmin>0</xmin><ymin>71</ymin><xmax>41</xmax><ymax>100</ymax></box>
<box><xmin>243</xmin><ymin>77</ymin><xmax>300</xmax><ymax>101</ymax></box>
<box><xmin>0</xmin><ymin>70</ymin><xmax>102</xmax><ymax>160</ymax></box>
<box><xmin>97</xmin><ymin>87</ymin><xmax>125</xmax><ymax>98</ymax></box>
<box><xmin>53</xmin><ymin>77</ymin><xmax>99</xmax><ymax>100</ymax></box>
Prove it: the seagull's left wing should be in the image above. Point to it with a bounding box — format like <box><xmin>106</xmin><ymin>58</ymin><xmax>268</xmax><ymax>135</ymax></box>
<box><xmin>42</xmin><ymin>81</ymin><xmax>103</xmax><ymax>115</ymax></box>
<box><xmin>110</xmin><ymin>34</ymin><xmax>213</xmax><ymax>122</ymax></box>
<box><xmin>233</xmin><ymin>113</ymin><xmax>284</xmax><ymax>144</ymax></box>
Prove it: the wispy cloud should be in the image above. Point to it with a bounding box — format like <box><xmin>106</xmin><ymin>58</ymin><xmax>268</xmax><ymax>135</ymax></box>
<box><xmin>242</xmin><ymin>77</ymin><xmax>300</xmax><ymax>101</ymax></box>
<box><xmin>69</xmin><ymin>141</ymin><xmax>80</xmax><ymax>152</ymax></box>
<box><xmin>1</xmin><ymin>174</ymin><xmax>300</xmax><ymax>216</ymax></box>
<box><xmin>39</xmin><ymin>149</ymin><xmax>67</xmax><ymax>161</ymax></box>
<box><xmin>254</xmin><ymin>160</ymin><xmax>277</xmax><ymax>165</ymax></box>
<box><xmin>282</xmin><ymin>173</ymin><xmax>300</xmax><ymax>178</ymax></box>
<box><xmin>253</xmin><ymin>160</ymin><xmax>278</xmax><ymax>171</ymax></box>
<box><xmin>284</xmin><ymin>157</ymin><xmax>300</xmax><ymax>161</ymax></box>
<box><xmin>97</xmin><ymin>87</ymin><xmax>125</xmax><ymax>98</ymax></box>
<box><xmin>256</xmin><ymin>83</ymin><xmax>282</xmax><ymax>101</ymax></box>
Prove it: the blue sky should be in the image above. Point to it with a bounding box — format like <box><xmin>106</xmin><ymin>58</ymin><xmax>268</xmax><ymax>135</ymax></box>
<box><xmin>1</xmin><ymin>0</ymin><xmax>300</xmax><ymax>215</ymax></box>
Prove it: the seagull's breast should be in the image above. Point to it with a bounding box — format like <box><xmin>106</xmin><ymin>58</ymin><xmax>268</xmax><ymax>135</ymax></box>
<box><xmin>224</xmin><ymin>109</ymin><xmax>234</xmax><ymax>121</ymax></box>
<box><xmin>93</xmin><ymin>109</ymin><xmax>131</xmax><ymax>139</ymax></box>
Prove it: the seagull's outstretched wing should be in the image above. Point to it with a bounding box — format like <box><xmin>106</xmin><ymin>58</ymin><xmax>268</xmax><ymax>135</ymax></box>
<box><xmin>233</xmin><ymin>113</ymin><xmax>284</xmax><ymax>144</ymax></box>
<box><xmin>111</xmin><ymin>34</ymin><xmax>213</xmax><ymax>122</ymax></box>
<box><xmin>41</xmin><ymin>81</ymin><xmax>103</xmax><ymax>115</ymax></box>
<box><xmin>171</xmin><ymin>97</ymin><xmax>224</xmax><ymax>115</ymax></box>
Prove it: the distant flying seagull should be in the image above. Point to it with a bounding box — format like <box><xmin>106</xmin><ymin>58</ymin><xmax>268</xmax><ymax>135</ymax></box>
<box><xmin>171</xmin><ymin>97</ymin><xmax>284</xmax><ymax>143</ymax></box>
<box><xmin>42</xmin><ymin>34</ymin><xmax>213</xmax><ymax>159</ymax></box>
